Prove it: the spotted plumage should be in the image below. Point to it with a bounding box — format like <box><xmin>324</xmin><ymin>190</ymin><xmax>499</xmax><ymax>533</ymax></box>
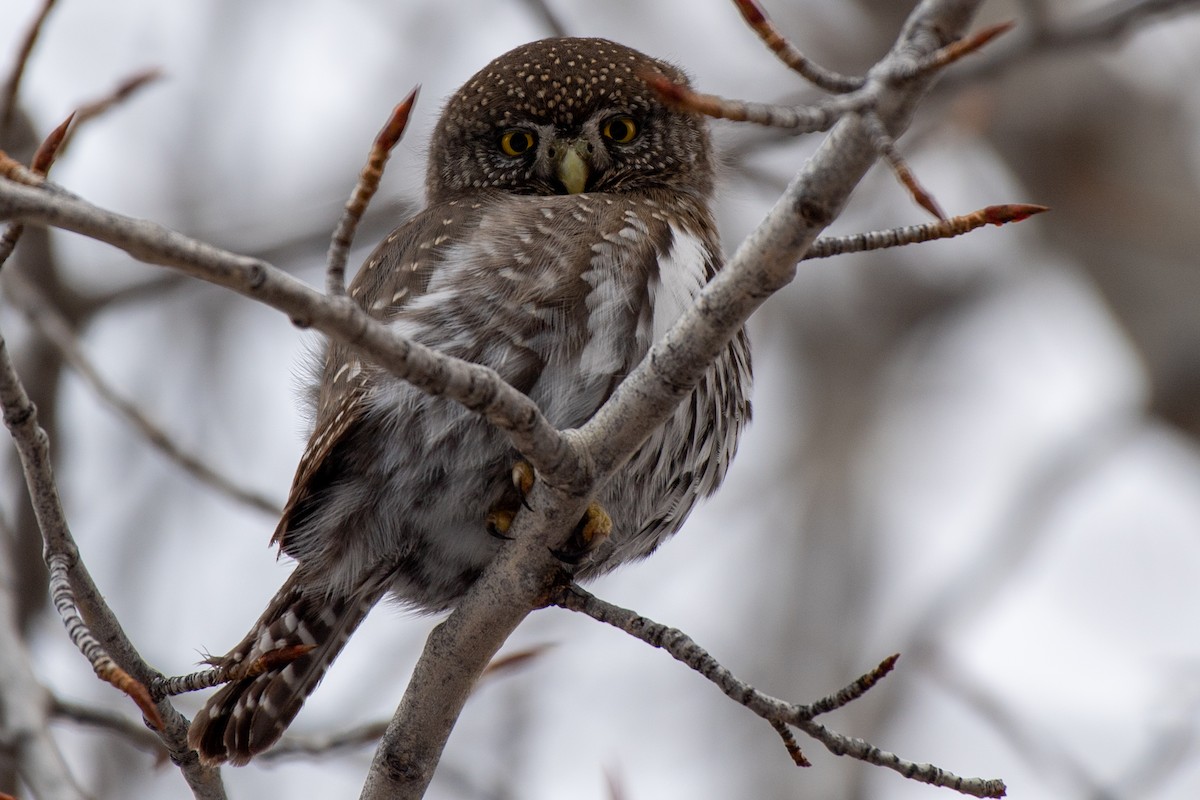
<box><xmin>188</xmin><ymin>37</ymin><xmax>751</xmax><ymax>765</ymax></box>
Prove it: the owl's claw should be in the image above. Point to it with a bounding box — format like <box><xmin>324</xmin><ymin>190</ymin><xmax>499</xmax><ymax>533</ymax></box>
<box><xmin>486</xmin><ymin>462</ymin><xmax>611</xmax><ymax>560</ymax></box>
<box><xmin>485</xmin><ymin>461</ymin><xmax>536</xmax><ymax>538</ymax></box>
<box><xmin>512</xmin><ymin>461</ymin><xmax>534</xmax><ymax>509</ymax></box>
<box><xmin>485</xmin><ymin>509</ymin><xmax>516</xmax><ymax>539</ymax></box>
<box><xmin>550</xmin><ymin>501</ymin><xmax>613</xmax><ymax>565</ymax></box>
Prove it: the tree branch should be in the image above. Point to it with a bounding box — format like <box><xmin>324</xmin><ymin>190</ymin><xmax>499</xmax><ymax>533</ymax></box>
<box><xmin>0</xmin><ymin>317</ymin><xmax>228</xmax><ymax>799</ymax></box>
<box><xmin>552</xmin><ymin>583</ymin><xmax>1004</xmax><ymax>797</ymax></box>
<box><xmin>0</xmin><ymin>519</ymin><xmax>88</xmax><ymax>800</ymax></box>
<box><xmin>0</xmin><ymin>171</ymin><xmax>580</xmax><ymax>491</ymax></box>
<box><xmin>579</xmin><ymin>0</ymin><xmax>983</xmax><ymax>492</ymax></box>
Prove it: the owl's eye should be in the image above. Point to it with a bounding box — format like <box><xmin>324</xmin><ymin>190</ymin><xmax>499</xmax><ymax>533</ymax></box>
<box><xmin>499</xmin><ymin>129</ymin><xmax>537</xmax><ymax>157</ymax></box>
<box><xmin>601</xmin><ymin>115</ymin><xmax>639</xmax><ymax>144</ymax></box>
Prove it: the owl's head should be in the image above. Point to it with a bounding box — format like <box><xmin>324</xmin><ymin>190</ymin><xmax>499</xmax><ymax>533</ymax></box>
<box><xmin>427</xmin><ymin>37</ymin><xmax>712</xmax><ymax>202</ymax></box>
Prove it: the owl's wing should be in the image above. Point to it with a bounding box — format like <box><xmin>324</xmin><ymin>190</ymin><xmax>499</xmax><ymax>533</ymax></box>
<box><xmin>269</xmin><ymin>201</ymin><xmax>472</xmax><ymax>549</ymax></box>
<box><xmin>271</xmin><ymin>191</ymin><xmax>698</xmax><ymax>552</ymax></box>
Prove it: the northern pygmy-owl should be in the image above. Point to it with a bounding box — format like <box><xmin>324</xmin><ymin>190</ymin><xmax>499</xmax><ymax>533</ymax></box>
<box><xmin>189</xmin><ymin>37</ymin><xmax>751</xmax><ymax>764</ymax></box>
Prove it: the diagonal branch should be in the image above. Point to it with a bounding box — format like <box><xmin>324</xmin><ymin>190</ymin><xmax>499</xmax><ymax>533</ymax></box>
<box><xmin>948</xmin><ymin>0</ymin><xmax>1200</xmax><ymax>83</ymax></box>
<box><xmin>730</xmin><ymin>0</ymin><xmax>863</xmax><ymax>92</ymax></box>
<box><xmin>4</xmin><ymin>269</ymin><xmax>280</xmax><ymax>516</ymax></box>
<box><xmin>0</xmin><ymin>169</ymin><xmax>580</xmax><ymax>490</ymax></box>
<box><xmin>0</xmin><ymin>321</ymin><xmax>227</xmax><ymax>799</ymax></box>
<box><xmin>578</xmin><ymin>0</ymin><xmax>986</xmax><ymax>486</ymax></box>
<box><xmin>804</xmin><ymin>204</ymin><xmax>1047</xmax><ymax>259</ymax></box>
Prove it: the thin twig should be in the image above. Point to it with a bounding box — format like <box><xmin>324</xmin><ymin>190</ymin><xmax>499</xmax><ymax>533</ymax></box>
<box><xmin>771</xmin><ymin>720</ymin><xmax>812</xmax><ymax>767</ymax></box>
<box><xmin>51</xmin><ymin>697</ymin><xmax>167</xmax><ymax>759</ymax></box>
<box><xmin>1</xmin><ymin>0</ymin><xmax>58</xmax><ymax>133</ymax></box>
<box><xmin>326</xmin><ymin>87</ymin><xmax>418</xmax><ymax>296</ymax></box>
<box><xmin>794</xmin><ymin>717</ymin><xmax>1007</xmax><ymax>797</ymax></box>
<box><xmin>861</xmin><ymin>111</ymin><xmax>946</xmax><ymax>218</ymax></box>
<box><xmin>806</xmin><ymin>654</ymin><xmax>900</xmax><ymax>716</ymax></box>
<box><xmin>645</xmin><ymin>72</ymin><xmax>874</xmax><ymax>131</ymax></box>
<box><xmin>730</xmin><ymin>0</ymin><xmax>863</xmax><ymax>92</ymax></box>
<box><xmin>45</xmin><ymin>555</ymin><xmax>162</xmax><ymax>729</ymax></box>
<box><xmin>260</xmin><ymin>720</ymin><xmax>389</xmax><ymax>761</ymax></box>
<box><xmin>948</xmin><ymin>0</ymin><xmax>1200</xmax><ymax>83</ymax></box>
<box><xmin>890</xmin><ymin>20</ymin><xmax>1016</xmax><ymax>81</ymax></box>
<box><xmin>59</xmin><ymin>68</ymin><xmax>162</xmax><ymax>154</ymax></box>
<box><xmin>552</xmin><ymin>583</ymin><xmax>1005</xmax><ymax>797</ymax></box>
<box><xmin>803</xmin><ymin>203</ymin><xmax>1048</xmax><ymax>259</ymax></box>
<box><xmin>0</xmin><ymin>112</ymin><xmax>70</xmax><ymax>267</ymax></box>
<box><xmin>154</xmin><ymin>644</ymin><xmax>314</xmax><ymax>699</ymax></box>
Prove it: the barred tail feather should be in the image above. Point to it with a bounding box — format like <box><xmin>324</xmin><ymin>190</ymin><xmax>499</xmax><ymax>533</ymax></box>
<box><xmin>188</xmin><ymin>569</ymin><xmax>392</xmax><ymax>765</ymax></box>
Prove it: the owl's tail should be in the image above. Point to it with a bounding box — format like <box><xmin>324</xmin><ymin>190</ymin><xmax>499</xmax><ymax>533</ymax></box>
<box><xmin>187</xmin><ymin>568</ymin><xmax>391</xmax><ymax>765</ymax></box>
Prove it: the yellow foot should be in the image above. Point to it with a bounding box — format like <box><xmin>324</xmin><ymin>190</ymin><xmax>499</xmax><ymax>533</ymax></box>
<box><xmin>486</xmin><ymin>460</ymin><xmax>612</xmax><ymax>563</ymax></box>
<box><xmin>511</xmin><ymin>461</ymin><xmax>534</xmax><ymax>499</ymax></box>
<box><xmin>485</xmin><ymin>508</ymin><xmax>516</xmax><ymax>539</ymax></box>
<box><xmin>485</xmin><ymin>461</ymin><xmax>535</xmax><ymax>539</ymax></box>
<box><xmin>551</xmin><ymin>500</ymin><xmax>613</xmax><ymax>565</ymax></box>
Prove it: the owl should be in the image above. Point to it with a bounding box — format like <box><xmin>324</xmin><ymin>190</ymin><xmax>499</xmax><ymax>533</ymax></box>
<box><xmin>188</xmin><ymin>36</ymin><xmax>751</xmax><ymax>764</ymax></box>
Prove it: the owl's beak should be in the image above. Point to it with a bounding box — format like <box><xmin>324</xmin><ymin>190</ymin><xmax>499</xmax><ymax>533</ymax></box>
<box><xmin>555</xmin><ymin>139</ymin><xmax>590</xmax><ymax>194</ymax></box>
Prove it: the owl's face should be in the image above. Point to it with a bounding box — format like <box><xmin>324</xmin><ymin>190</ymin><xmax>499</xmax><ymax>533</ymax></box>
<box><xmin>427</xmin><ymin>38</ymin><xmax>712</xmax><ymax>202</ymax></box>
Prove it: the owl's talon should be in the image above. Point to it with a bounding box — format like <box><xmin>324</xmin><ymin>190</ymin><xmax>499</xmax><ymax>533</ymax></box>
<box><xmin>485</xmin><ymin>509</ymin><xmax>516</xmax><ymax>540</ymax></box>
<box><xmin>512</xmin><ymin>461</ymin><xmax>535</xmax><ymax>507</ymax></box>
<box><xmin>485</xmin><ymin>462</ymin><xmax>536</xmax><ymax>537</ymax></box>
<box><xmin>551</xmin><ymin>501</ymin><xmax>613</xmax><ymax>565</ymax></box>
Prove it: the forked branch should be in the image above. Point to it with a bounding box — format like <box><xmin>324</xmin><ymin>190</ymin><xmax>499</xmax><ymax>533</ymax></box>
<box><xmin>552</xmin><ymin>583</ymin><xmax>1005</xmax><ymax>798</ymax></box>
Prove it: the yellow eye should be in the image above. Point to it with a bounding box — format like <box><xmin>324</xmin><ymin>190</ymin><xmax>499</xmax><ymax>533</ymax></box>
<box><xmin>601</xmin><ymin>115</ymin><xmax>639</xmax><ymax>144</ymax></box>
<box><xmin>499</xmin><ymin>129</ymin><xmax>536</xmax><ymax>157</ymax></box>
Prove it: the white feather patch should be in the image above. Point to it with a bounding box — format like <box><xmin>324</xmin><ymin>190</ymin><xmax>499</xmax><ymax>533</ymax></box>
<box><xmin>651</xmin><ymin>227</ymin><xmax>710</xmax><ymax>344</ymax></box>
